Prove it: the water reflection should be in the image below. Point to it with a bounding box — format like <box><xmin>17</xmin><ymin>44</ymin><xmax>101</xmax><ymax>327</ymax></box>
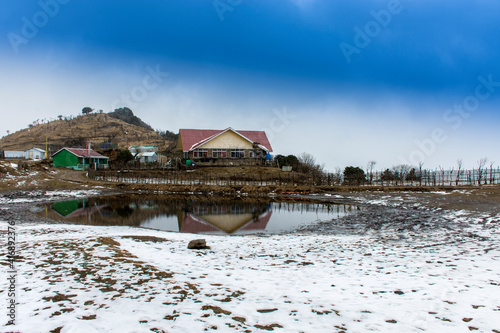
<box><xmin>42</xmin><ymin>195</ymin><xmax>359</xmax><ymax>235</ymax></box>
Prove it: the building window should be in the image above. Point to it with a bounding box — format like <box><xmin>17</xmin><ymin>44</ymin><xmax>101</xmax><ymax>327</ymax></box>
<box><xmin>231</xmin><ymin>149</ymin><xmax>245</xmax><ymax>158</ymax></box>
<box><xmin>193</xmin><ymin>206</ymin><xmax>209</xmax><ymax>215</ymax></box>
<box><xmin>212</xmin><ymin>149</ymin><xmax>227</xmax><ymax>158</ymax></box>
<box><xmin>192</xmin><ymin>149</ymin><xmax>208</xmax><ymax>158</ymax></box>
<box><xmin>212</xmin><ymin>205</ymin><xmax>228</xmax><ymax>215</ymax></box>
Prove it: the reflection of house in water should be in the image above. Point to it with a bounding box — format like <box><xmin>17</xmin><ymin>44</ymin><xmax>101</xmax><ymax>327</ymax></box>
<box><xmin>52</xmin><ymin>199</ymin><xmax>107</xmax><ymax>220</ymax></box>
<box><xmin>178</xmin><ymin>203</ymin><xmax>272</xmax><ymax>234</ymax></box>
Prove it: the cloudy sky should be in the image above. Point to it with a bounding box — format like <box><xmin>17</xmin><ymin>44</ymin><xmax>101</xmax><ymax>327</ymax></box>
<box><xmin>1</xmin><ymin>0</ymin><xmax>500</xmax><ymax>171</ymax></box>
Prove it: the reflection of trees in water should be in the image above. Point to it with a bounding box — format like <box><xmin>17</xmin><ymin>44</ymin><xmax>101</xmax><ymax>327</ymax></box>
<box><xmin>272</xmin><ymin>201</ymin><xmax>356</xmax><ymax>215</ymax></box>
<box><xmin>115</xmin><ymin>205</ymin><xmax>133</xmax><ymax>218</ymax></box>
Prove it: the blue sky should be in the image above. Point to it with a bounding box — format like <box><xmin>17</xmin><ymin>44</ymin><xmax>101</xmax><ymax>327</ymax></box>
<box><xmin>1</xmin><ymin>0</ymin><xmax>500</xmax><ymax>170</ymax></box>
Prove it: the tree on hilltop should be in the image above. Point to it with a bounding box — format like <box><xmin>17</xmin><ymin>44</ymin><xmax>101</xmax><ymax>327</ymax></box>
<box><xmin>82</xmin><ymin>107</ymin><xmax>94</xmax><ymax>115</ymax></box>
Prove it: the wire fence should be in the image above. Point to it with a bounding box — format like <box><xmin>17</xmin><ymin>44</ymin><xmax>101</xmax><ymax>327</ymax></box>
<box><xmin>88</xmin><ymin>167</ymin><xmax>500</xmax><ymax>187</ymax></box>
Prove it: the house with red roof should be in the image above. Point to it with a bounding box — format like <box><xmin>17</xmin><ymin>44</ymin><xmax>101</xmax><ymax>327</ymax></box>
<box><xmin>51</xmin><ymin>147</ymin><xmax>109</xmax><ymax>170</ymax></box>
<box><xmin>177</xmin><ymin>127</ymin><xmax>272</xmax><ymax>166</ymax></box>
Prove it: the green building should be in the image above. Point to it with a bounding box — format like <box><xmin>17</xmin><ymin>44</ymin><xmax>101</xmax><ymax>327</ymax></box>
<box><xmin>51</xmin><ymin>147</ymin><xmax>109</xmax><ymax>170</ymax></box>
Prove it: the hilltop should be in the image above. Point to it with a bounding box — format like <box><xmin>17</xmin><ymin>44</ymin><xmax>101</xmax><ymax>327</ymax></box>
<box><xmin>0</xmin><ymin>111</ymin><xmax>174</xmax><ymax>153</ymax></box>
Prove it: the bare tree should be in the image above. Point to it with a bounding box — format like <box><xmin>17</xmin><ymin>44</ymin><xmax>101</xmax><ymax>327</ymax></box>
<box><xmin>297</xmin><ymin>152</ymin><xmax>325</xmax><ymax>180</ymax></box>
<box><xmin>298</xmin><ymin>152</ymin><xmax>316</xmax><ymax>167</ymax></box>
<box><xmin>438</xmin><ymin>165</ymin><xmax>446</xmax><ymax>186</ymax></box>
<box><xmin>456</xmin><ymin>159</ymin><xmax>464</xmax><ymax>186</ymax></box>
<box><xmin>333</xmin><ymin>167</ymin><xmax>342</xmax><ymax>184</ymax></box>
<box><xmin>477</xmin><ymin>157</ymin><xmax>487</xmax><ymax>185</ymax></box>
<box><xmin>489</xmin><ymin>161</ymin><xmax>495</xmax><ymax>184</ymax></box>
<box><xmin>366</xmin><ymin>160</ymin><xmax>376</xmax><ymax>185</ymax></box>
<box><xmin>449</xmin><ymin>166</ymin><xmax>454</xmax><ymax>186</ymax></box>
<box><xmin>392</xmin><ymin>164</ymin><xmax>410</xmax><ymax>185</ymax></box>
<box><xmin>418</xmin><ymin>161</ymin><xmax>424</xmax><ymax>186</ymax></box>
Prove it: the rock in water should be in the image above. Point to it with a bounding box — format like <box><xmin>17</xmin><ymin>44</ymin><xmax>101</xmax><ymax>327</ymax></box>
<box><xmin>187</xmin><ymin>239</ymin><xmax>210</xmax><ymax>249</ymax></box>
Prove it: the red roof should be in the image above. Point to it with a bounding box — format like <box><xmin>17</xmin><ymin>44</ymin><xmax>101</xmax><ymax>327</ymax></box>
<box><xmin>52</xmin><ymin>148</ymin><xmax>109</xmax><ymax>159</ymax></box>
<box><xmin>179</xmin><ymin>128</ymin><xmax>273</xmax><ymax>152</ymax></box>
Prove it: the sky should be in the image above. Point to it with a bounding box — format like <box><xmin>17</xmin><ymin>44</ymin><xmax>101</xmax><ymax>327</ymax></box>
<box><xmin>1</xmin><ymin>0</ymin><xmax>500</xmax><ymax>171</ymax></box>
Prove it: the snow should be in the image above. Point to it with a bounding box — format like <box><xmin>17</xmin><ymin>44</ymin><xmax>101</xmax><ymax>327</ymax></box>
<box><xmin>2</xmin><ymin>205</ymin><xmax>499</xmax><ymax>332</ymax></box>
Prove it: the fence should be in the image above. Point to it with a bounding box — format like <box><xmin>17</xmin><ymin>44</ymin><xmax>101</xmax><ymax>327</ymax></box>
<box><xmin>89</xmin><ymin>170</ymin><xmax>312</xmax><ymax>187</ymax></box>
<box><xmin>364</xmin><ymin>167</ymin><xmax>500</xmax><ymax>186</ymax></box>
<box><xmin>88</xmin><ymin>167</ymin><xmax>500</xmax><ymax>187</ymax></box>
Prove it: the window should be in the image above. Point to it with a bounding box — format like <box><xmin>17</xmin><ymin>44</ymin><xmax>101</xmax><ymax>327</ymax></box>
<box><xmin>212</xmin><ymin>149</ymin><xmax>227</xmax><ymax>158</ymax></box>
<box><xmin>231</xmin><ymin>149</ymin><xmax>245</xmax><ymax>158</ymax></box>
<box><xmin>193</xmin><ymin>206</ymin><xmax>209</xmax><ymax>215</ymax></box>
<box><xmin>212</xmin><ymin>204</ymin><xmax>228</xmax><ymax>215</ymax></box>
<box><xmin>192</xmin><ymin>149</ymin><xmax>208</xmax><ymax>158</ymax></box>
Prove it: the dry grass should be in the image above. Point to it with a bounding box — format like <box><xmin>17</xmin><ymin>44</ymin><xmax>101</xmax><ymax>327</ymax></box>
<box><xmin>0</xmin><ymin>113</ymin><xmax>170</xmax><ymax>151</ymax></box>
<box><xmin>121</xmin><ymin>235</ymin><xmax>170</xmax><ymax>243</ymax></box>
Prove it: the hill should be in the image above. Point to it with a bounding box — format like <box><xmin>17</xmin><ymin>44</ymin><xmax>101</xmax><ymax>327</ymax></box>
<box><xmin>108</xmin><ymin>107</ymin><xmax>154</xmax><ymax>131</ymax></box>
<box><xmin>0</xmin><ymin>112</ymin><xmax>172</xmax><ymax>153</ymax></box>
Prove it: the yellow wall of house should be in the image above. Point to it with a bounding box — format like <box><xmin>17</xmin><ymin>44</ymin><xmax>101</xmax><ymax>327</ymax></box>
<box><xmin>198</xmin><ymin>130</ymin><xmax>253</xmax><ymax>149</ymax></box>
<box><xmin>200</xmin><ymin>214</ymin><xmax>253</xmax><ymax>233</ymax></box>
<box><xmin>177</xmin><ymin>136</ymin><xmax>183</xmax><ymax>151</ymax></box>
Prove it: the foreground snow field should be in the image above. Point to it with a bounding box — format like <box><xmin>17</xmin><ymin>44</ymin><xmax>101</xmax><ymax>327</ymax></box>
<box><xmin>1</xmin><ymin>190</ymin><xmax>499</xmax><ymax>332</ymax></box>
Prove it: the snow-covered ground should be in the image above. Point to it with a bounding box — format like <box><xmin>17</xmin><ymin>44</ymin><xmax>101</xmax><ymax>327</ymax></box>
<box><xmin>1</xmin><ymin>191</ymin><xmax>500</xmax><ymax>332</ymax></box>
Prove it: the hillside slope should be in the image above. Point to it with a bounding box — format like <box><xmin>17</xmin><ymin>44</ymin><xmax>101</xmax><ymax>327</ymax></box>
<box><xmin>0</xmin><ymin>113</ymin><xmax>170</xmax><ymax>152</ymax></box>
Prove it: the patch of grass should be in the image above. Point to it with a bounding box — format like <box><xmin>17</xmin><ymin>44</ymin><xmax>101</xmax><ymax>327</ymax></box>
<box><xmin>201</xmin><ymin>305</ymin><xmax>232</xmax><ymax>315</ymax></box>
<box><xmin>312</xmin><ymin>309</ymin><xmax>333</xmax><ymax>315</ymax></box>
<box><xmin>232</xmin><ymin>316</ymin><xmax>246</xmax><ymax>323</ymax></box>
<box><xmin>254</xmin><ymin>323</ymin><xmax>283</xmax><ymax>331</ymax></box>
<box><xmin>80</xmin><ymin>314</ymin><xmax>97</xmax><ymax>320</ymax></box>
<box><xmin>50</xmin><ymin>311</ymin><xmax>61</xmax><ymax>317</ymax></box>
<box><xmin>92</xmin><ymin>276</ymin><xmax>117</xmax><ymax>285</ymax></box>
<box><xmin>150</xmin><ymin>328</ymin><xmax>169</xmax><ymax>333</ymax></box>
<box><xmin>42</xmin><ymin>293</ymin><xmax>77</xmax><ymax>303</ymax></box>
<box><xmin>163</xmin><ymin>314</ymin><xmax>179</xmax><ymax>320</ymax></box>
<box><xmin>122</xmin><ymin>235</ymin><xmax>169</xmax><ymax>243</ymax></box>
<box><xmin>97</xmin><ymin>237</ymin><xmax>121</xmax><ymax>246</ymax></box>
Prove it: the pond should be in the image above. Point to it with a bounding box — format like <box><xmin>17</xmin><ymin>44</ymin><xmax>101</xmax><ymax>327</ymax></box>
<box><xmin>39</xmin><ymin>195</ymin><xmax>361</xmax><ymax>235</ymax></box>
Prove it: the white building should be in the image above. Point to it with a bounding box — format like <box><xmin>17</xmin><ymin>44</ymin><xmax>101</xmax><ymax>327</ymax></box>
<box><xmin>129</xmin><ymin>145</ymin><xmax>158</xmax><ymax>163</ymax></box>
<box><xmin>2</xmin><ymin>147</ymin><xmax>46</xmax><ymax>160</ymax></box>
<box><xmin>4</xmin><ymin>151</ymin><xmax>26</xmax><ymax>159</ymax></box>
<box><xmin>135</xmin><ymin>152</ymin><xmax>158</xmax><ymax>163</ymax></box>
<box><xmin>25</xmin><ymin>147</ymin><xmax>46</xmax><ymax>160</ymax></box>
